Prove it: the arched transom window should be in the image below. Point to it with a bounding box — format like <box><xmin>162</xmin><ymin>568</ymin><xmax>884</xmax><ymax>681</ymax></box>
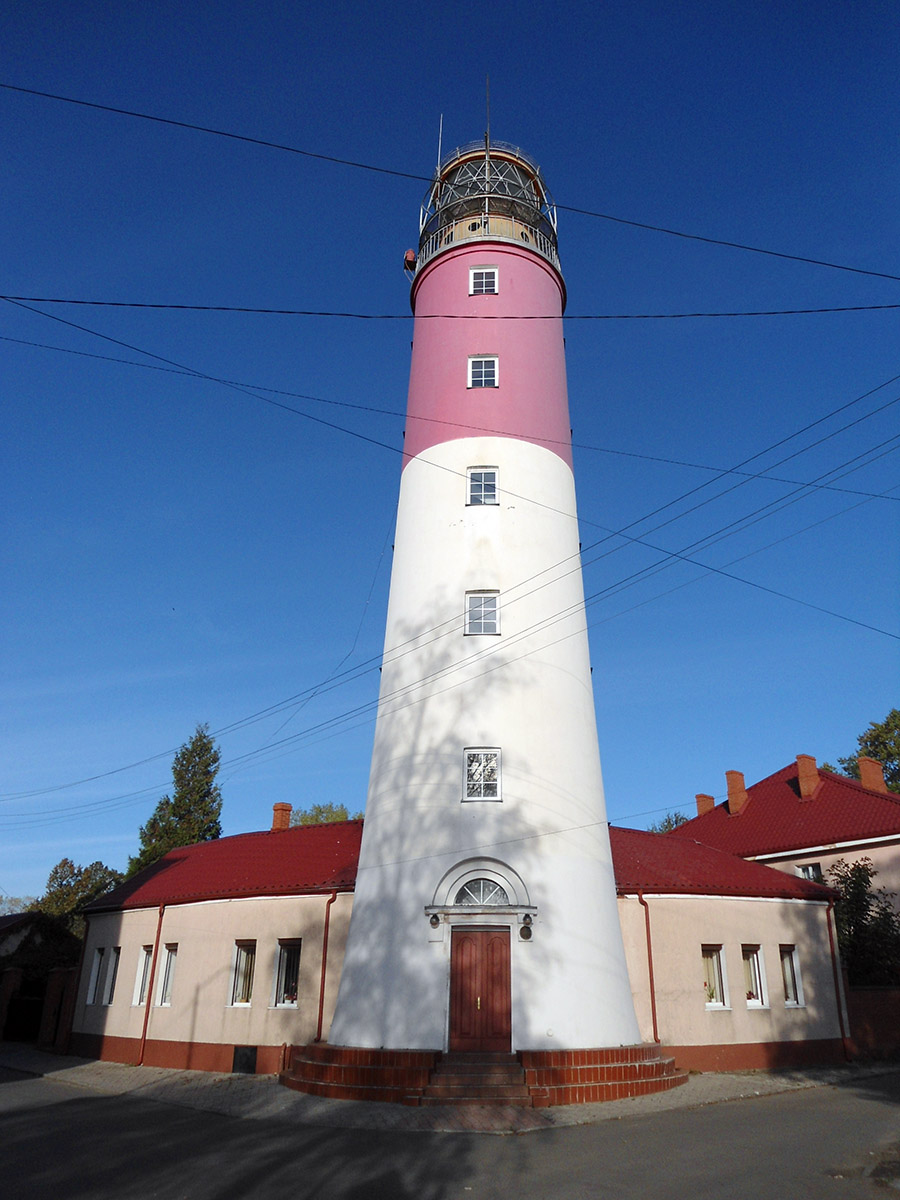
<box><xmin>454</xmin><ymin>878</ymin><xmax>509</xmax><ymax>906</ymax></box>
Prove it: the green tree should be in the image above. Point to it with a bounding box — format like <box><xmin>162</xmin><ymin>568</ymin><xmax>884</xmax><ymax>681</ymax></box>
<box><xmin>647</xmin><ymin>811</ymin><xmax>690</xmax><ymax>834</ymax></box>
<box><xmin>828</xmin><ymin>857</ymin><xmax>900</xmax><ymax>986</ymax></box>
<box><xmin>823</xmin><ymin>708</ymin><xmax>900</xmax><ymax>793</ymax></box>
<box><xmin>290</xmin><ymin>802</ymin><xmax>363</xmax><ymax>826</ymax></box>
<box><xmin>31</xmin><ymin>858</ymin><xmax>122</xmax><ymax>937</ymax></box>
<box><xmin>127</xmin><ymin>724</ymin><xmax>223</xmax><ymax>877</ymax></box>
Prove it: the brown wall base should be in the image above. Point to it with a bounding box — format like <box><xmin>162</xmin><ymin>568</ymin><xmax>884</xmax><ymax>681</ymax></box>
<box><xmin>662</xmin><ymin>1037</ymin><xmax>848</xmax><ymax>1073</ymax></box>
<box><xmin>68</xmin><ymin>1032</ymin><xmax>286</xmax><ymax>1075</ymax></box>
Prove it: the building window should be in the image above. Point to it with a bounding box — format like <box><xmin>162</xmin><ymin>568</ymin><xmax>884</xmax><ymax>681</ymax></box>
<box><xmin>797</xmin><ymin>863</ymin><xmax>823</xmax><ymax>882</ymax></box>
<box><xmin>470</xmin><ymin>267</ymin><xmax>498</xmax><ymax>295</ymax></box>
<box><xmin>467</xmin><ymin>468</ymin><xmax>498</xmax><ymax>506</ymax></box>
<box><xmin>742</xmin><ymin>945</ymin><xmax>767</xmax><ymax>1007</ymax></box>
<box><xmin>273</xmin><ymin>940</ymin><xmax>302</xmax><ymax>1007</ymax></box>
<box><xmin>465</xmin><ymin>749</ymin><xmax>501</xmax><ymax>801</ymax></box>
<box><xmin>157</xmin><ymin>944</ymin><xmax>177</xmax><ymax>1006</ymax></box>
<box><xmin>468</xmin><ymin>356</ymin><xmax>498</xmax><ymax>388</ymax></box>
<box><xmin>702</xmin><ymin>945</ymin><xmax>728</xmax><ymax>1008</ymax></box>
<box><xmin>231</xmin><ymin>941</ymin><xmax>256</xmax><ymax>1006</ymax></box>
<box><xmin>465</xmin><ymin>591</ymin><xmax>499</xmax><ymax>635</ymax></box>
<box><xmin>87</xmin><ymin>948</ymin><xmax>105</xmax><ymax>1005</ymax></box>
<box><xmin>780</xmin><ymin>945</ymin><xmax>804</xmax><ymax>1006</ymax></box>
<box><xmin>134</xmin><ymin>945</ymin><xmax>153</xmax><ymax>1005</ymax></box>
<box><xmin>102</xmin><ymin>947</ymin><xmax>121</xmax><ymax>1006</ymax></box>
<box><xmin>455</xmin><ymin>879</ymin><xmax>509</xmax><ymax>905</ymax></box>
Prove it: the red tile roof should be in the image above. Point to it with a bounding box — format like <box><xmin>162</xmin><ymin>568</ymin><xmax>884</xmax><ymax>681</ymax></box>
<box><xmin>670</xmin><ymin>763</ymin><xmax>900</xmax><ymax>859</ymax></box>
<box><xmin>84</xmin><ymin>814</ymin><xmax>828</xmax><ymax>913</ymax></box>
<box><xmin>85</xmin><ymin>820</ymin><xmax>363</xmax><ymax>912</ymax></box>
<box><xmin>609</xmin><ymin>825</ymin><xmax>831</xmax><ymax>900</ymax></box>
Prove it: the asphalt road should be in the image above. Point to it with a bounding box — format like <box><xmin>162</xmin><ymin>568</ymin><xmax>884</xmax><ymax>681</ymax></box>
<box><xmin>2</xmin><ymin>1066</ymin><xmax>899</xmax><ymax>1199</ymax></box>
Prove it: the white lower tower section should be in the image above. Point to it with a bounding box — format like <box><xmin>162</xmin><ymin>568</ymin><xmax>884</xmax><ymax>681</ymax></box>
<box><xmin>329</xmin><ymin>436</ymin><xmax>641</xmax><ymax>1050</ymax></box>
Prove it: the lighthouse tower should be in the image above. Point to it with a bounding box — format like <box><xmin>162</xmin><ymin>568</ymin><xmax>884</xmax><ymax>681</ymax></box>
<box><xmin>329</xmin><ymin>139</ymin><xmax>641</xmax><ymax>1055</ymax></box>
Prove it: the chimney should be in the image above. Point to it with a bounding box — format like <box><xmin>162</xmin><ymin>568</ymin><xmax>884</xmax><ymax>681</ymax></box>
<box><xmin>695</xmin><ymin>793</ymin><xmax>715</xmax><ymax>817</ymax></box>
<box><xmin>858</xmin><ymin>756</ymin><xmax>888</xmax><ymax>793</ymax></box>
<box><xmin>796</xmin><ymin>754</ymin><xmax>819</xmax><ymax>800</ymax></box>
<box><xmin>271</xmin><ymin>803</ymin><xmax>292</xmax><ymax>832</ymax></box>
<box><xmin>725</xmin><ymin>770</ymin><xmax>748</xmax><ymax>815</ymax></box>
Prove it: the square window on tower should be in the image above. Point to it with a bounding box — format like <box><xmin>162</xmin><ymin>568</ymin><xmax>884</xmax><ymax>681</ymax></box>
<box><xmin>469</xmin><ymin>267</ymin><xmax>498</xmax><ymax>295</ymax></box>
<box><xmin>465</xmin><ymin>592</ymin><xmax>499</xmax><ymax>635</ymax></box>
<box><xmin>464</xmin><ymin>749</ymin><xmax>501</xmax><ymax>801</ymax></box>
<box><xmin>467</xmin><ymin>467</ymin><xmax>498</xmax><ymax>505</ymax></box>
<box><xmin>468</xmin><ymin>356</ymin><xmax>498</xmax><ymax>388</ymax></box>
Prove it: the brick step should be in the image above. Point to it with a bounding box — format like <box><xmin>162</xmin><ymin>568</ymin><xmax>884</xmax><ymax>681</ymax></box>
<box><xmin>422</xmin><ymin>1082</ymin><xmax>531</xmax><ymax>1099</ymax></box>
<box><xmin>417</xmin><ymin>1094</ymin><xmax>534</xmax><ymax>1108</ymax></box>
<box><xmin>289</xmin><ymin>1059</ymin><xmax>432</xmax><ymax>1089</ymax></box>
<box><xmin>429</xmin><ymin>1071</ymin><xmax>527</xmax><ymax>1087</ymax></box>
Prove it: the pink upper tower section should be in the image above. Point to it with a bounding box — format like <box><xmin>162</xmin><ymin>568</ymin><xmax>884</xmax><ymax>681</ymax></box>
<box><xmin>403</xmin><ymin>141</ymin><xmax>574</xmax><ymax>471</ymax></box>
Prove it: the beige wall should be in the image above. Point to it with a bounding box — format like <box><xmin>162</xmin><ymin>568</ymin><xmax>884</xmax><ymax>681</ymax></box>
<box><xmin>758</xmin><ymin>840</ymin><xmax>900</xmax><ymax>905</ymax></box>
<box><xmin>73</xmin><ymin>893</ymin><xmax>353</xmax><ymax>1055</ymax></box>
<box><xmin>618</xmin><ymin>894</ymin><xmax>844</xmax><ymax>1050</ymax></box>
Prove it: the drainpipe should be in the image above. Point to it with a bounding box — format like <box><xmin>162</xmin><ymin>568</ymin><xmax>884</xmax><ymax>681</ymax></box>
<box><xmin>826</xmin><ymin>898</ymin><xmax>852</xmax><ymax>1060</ymax></box>
<box><xmin>637</xmin><ymin>892</ymin><xmax>659</xmax><ymax>1044</ymax></box>
<box><xmin>315</xmin><ymin>892</ymin><xmax>338</xmax><ymax>1043</ymax></box>
<box><xmin>138</xmin><ymin>904</ymin><xmax>165</xmax><ymax>1066</ymax></box>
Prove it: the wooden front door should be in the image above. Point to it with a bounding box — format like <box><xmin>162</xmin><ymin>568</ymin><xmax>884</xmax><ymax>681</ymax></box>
<box><xmin>449</xmin><ymin>928</ymin><xmax>511</xmax><ymax>1052</ymax></box>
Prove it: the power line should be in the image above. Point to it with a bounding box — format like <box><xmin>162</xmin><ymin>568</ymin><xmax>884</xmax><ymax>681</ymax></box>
<box><xmin>2</xmin><ymin>303</ymin><xmax>896</xmax><ymax>805</ymax></box>
<box><xmin>4</xmin><ymin>80</ymin><xmax>900</xmax><ymax>285</ymax></box>
<box><xmin>3</xmin><ymin>330</ymin><xmax>896</xmax><ymax>506</ymax></box>
<box><xmin>5</xmin><ymin>294</ymin><xmax>900</xmax><ymax>319</ymax></box>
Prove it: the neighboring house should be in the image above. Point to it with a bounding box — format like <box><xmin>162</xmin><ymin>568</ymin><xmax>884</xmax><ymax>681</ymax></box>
<box><xmin>0</xmin><ymin>912</ymin><xmax>82</xmax><ymax>1041</ymax></box>
<box><xmin>612</xmin><ymin>827</ymin><xmax>846</xmax><ymax>1071</ymax></box>
<box><xmin>69</xmin><ymin>806</ymin><xmax>848</xmax><ymax>1077</ymax></box>
<box><xmin>70</xmin><ymin>807</ymin><xmax>361</xmax><ymax>1074</ymax></box>
<box><xmin>672</xmin><ymin>755</ymin><xmax>900</xmax><ymax>900</ymax></box>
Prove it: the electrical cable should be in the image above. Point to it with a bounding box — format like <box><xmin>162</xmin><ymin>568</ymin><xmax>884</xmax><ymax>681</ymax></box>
<box><xmin>3</xmin><ymin>80</ymin><xmax>900</xmax><ymax>284</ymax></box>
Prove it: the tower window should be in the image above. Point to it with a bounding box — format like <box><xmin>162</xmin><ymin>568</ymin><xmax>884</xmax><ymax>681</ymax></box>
<box><xmin>464</xmin><ymin>749</ymin><xmax>501</xmax><ymax>801</ymax></box>
<box><xmin>470</xmin><ymin>267</ymin><xmax>498</xmax><ymax>295</ymax></box>
<box><xmin>468</xmin><ymin>356</ymin><xmax>498</xmax><ymax>388</ymax></box>
<box><xmin>455</xmin><ymin>878</ymin><xmax>509</xmax><ymax>905</ymax></box>
<box><xmin>465</xmin><ymin>592</ymin><xmax>499</xmax><ymax>635</ymax></box>
<box><xmin>467</xmin><ymin>468</ymin><xmax>498</xmax><ymax>505</ymax></box>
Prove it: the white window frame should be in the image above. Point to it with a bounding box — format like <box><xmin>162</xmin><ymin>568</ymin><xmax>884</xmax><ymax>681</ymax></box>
<box><xmin>102</xmin><ymin>946</ymin><xmax>121</xmax><ymax>1006</ymax></box>
<box><xmin>230</xmin><ymin>941</ymin><xmax>256</xmax><ymax>1007</ymax></box>
<box><xmin>157</xmin><ymin>944</ymin><xmax>177</xmax><ymax>1007</ymax></box>
<box><xmin>780</xmin><ymin>944</ymin><xmax>805</xmax><ymax>1007</ymax></box>
<box><xmin>465</xmin><ymin>591</ymin><xmax>500</xmax><ymax>636</ymax></box>
<box><xmin>796</xmin><ymin>863</ymin><xmax>823</xmax><ymax>882</ymax></box>
<box><xmin>469</xmin><ymin>266</ymin><xmax>498</xmax><ymax>296</ymax></box>
<box><xmin>133</xmin><ymin>945</ymin><xmax>153</xmax><ymax>1006</ymax></box>
<box><xmin>87</xmin><ymin>948</ymin><xmax>105</xmax><ymax>1005</ymax></box>
<box><xmin>272</xmin><ymin>939</ymin><xmax>302</xmax><ymax>1008</ymax></box>
<box><xmin>741</xmin><ymin>944</ymin><xmax>768</xmax><ymax>1007</ymax></box>
<box><xmin>702</xmin><ymin>945</ymin><xmax>729</xmax><ymax>1009</ymax></box>
<box><xmin>467</xmin><ymin>467</ymin><xmax>498</xmax><ymax>506</ymax></box>
<box><xmin>468</xmin><ymin>356</ymin><xmax>498</xmax><ymax>389</ymax></box>
<box><xmin>464</xmin><ymin>748</ymin><xmax>501</xmax><ymax>802</ymax></box>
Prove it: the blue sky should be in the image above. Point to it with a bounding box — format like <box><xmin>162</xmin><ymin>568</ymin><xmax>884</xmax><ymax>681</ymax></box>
<box><xmin>2</xmin><ymin>1</ymin><xmax>898</xmax><ymax>900</ymax></box>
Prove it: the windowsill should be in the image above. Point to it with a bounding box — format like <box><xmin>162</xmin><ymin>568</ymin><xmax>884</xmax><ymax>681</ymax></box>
<box><xmin>704</xmin><ymin>1003</ymin><xmax>731</xmax><ymax>1011</ymax></box>
<box><xmin>227</xmin><ymin>1003</ymin><xmax>253</xmax><ymax>1009</ymax></box>
<box><xmin>464</xmin><ymin>632</ymin><xmax>501</xmax><ymax>637</ymax></box>
<box><xmin>462</xmin><ymin>797</ymin><xmax>502</xmax><ymax>803</ymax></box>
<box><xmin>269</xmin><ymin>1003</ymin><xmax>299</xmax><ymax>1010</ymax></box>
<box><xmin>467</xmin><ymin>386</ymin><xmax>499</xmax><ymax>390</ymax></box>
<box><xmin>465</xmin><ymin>502</ymin><xmax>499</xmax><ymax>507</ymax></box>
<box><xmin>746</xmin><ymin>1003</ymin><xmax>770</xmax><ymax>1010</ymax></box>
<box><xmin>784</xmin><ymin>1001</ymin><xmax>806</xmax><ymax>1010</ymax></box>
